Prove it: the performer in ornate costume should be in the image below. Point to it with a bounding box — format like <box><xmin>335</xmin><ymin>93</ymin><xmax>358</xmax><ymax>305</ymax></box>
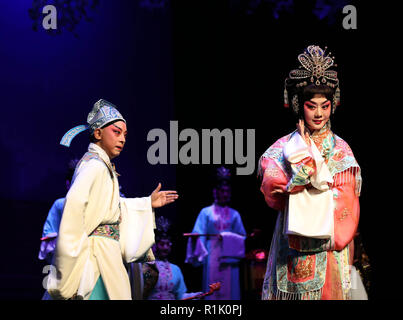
<box><xmin>146</xmin><ymin>216</ymin><xmax>200</xmax><ymax>300</ymax></box>
<box><xmin>258</xmin><ymin>45</ymin><xmax>362</xmax><ymax>300</ymax></box>
<box><xmin>186</xmin><ymin>167</ymin><xmax>246</xmax><ymax>300</ymax></box>
<box><xmin>45</xmin><ymin>99</ymin><xmax>178</xmax><ymax>300</ymax></box>
<box><xmin>39</xmin><ymin>159</ymin><xmax>79</xmax><ymax>265</ymax></box>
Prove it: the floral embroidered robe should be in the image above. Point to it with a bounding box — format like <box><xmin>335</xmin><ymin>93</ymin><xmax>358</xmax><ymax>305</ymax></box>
<box><xmin>147</xmin><ymin>260</ymin><xmax>188</xmax><ymax>300</ymax></box>
<box><xmin>46</xmin><ymin>143</ymin><xmax>156</xmax><ymax>300</ymax></box>
<box><xmin>258</xmin><ymin>125</ymin><xmax>361</xmax><ymax>300</ymax></box>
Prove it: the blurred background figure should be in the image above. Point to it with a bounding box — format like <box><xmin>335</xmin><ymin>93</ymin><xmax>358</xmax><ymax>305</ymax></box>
<box><xmin>185</xmin><ymin>167</ymin><xmax>246</xmax><ymax>300</ymax></box>
<box><xmin>38</xmin><ymin>159</ymin><xmax>79</xmax><ymax>264</ymax></box>
<box><xmin>146</xmin><ymin>216</ymin><xmax>200</xmax><ymax>300</ymax></box>
<box><xmin>242</xmin><ymin>229</ymin><xmax>269</xmax><ymax>300</ymax></box>
<box><xmin>38</xmin><ymin>158</ymin><xmax>79</xmax><ymax>299</ymax></box>
<box><xmin>351</xmin><ymin>229</ymin><xmax>371</xmax><ymax>300</ymax></box>
<box><xmin>127</xmin><ymin>251</ymin><xmax>158</xmax><ymax>300</ymax></box>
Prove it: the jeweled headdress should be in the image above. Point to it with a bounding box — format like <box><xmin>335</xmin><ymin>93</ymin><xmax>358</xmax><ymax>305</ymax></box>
<box><xmin>60</xmin><ymin>99</ymin><xmax>126</xmax><ymax>147</ymax></box>
<box><xmin>217</xmin><ymin>166</ymin><xmax>231</xmax><ymax>181</ymax></box>
<box><xmin>156</xmin><ymin>216</ymin><xmax>171</xmax><ymax>234</ymax></box>
<box><xmin>284</xmin><ymin>45</ymin><xmax>340</xmax><ymax>114</ymax></box>
<box><xmin>155</xmin><ymin>216</ymin><xmax>172</xmax><ymax>242</ymax></box>
<box><xmin>214</xmin><ymin>166</ymin><xmax>231</xmax><ymax>188</ymax></box>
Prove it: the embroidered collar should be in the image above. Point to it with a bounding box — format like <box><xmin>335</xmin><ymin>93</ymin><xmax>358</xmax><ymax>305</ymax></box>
<box><xmin>88</xmin><ymin>143</ymin><xmax>120</xmax><ymax>176</ymax></box>
<box><xmin>308</xmin><ymin>122</ymin><xmax>335</xmax><ymax>160</ymax></box>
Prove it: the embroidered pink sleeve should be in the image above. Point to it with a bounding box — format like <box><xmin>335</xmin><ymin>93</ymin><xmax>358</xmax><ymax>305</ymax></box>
<box><xmin>259</xmin><ymin>157</ymin><xmax>288</xmax><ymax>212</ymax></box>
<box><xmin>332</xmin><ymin>170</ymin><xmax>360</xmax><ymax>251</ymax></box>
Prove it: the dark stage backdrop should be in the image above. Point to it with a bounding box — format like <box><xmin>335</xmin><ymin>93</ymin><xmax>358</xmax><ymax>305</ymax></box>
<box><xmin>172</xmin><ymin>0</ymin><xmax>387</xmax><ymax>300</ymax></box>
<box><xmin>0</xmin><ymin>0</ymin><xmax>395</xmax><ymax>301</ymax></box>
<box><xmin>0</xmin><ymin>1</ymin><xmax>176</xmax><ymax>299</ymax></box>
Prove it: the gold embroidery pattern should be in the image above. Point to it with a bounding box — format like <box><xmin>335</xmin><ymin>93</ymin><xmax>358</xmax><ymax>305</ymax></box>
<box><xmin>339</xmin><ymin>208</ymin><xmax>350</xmax><ymax>221</ymax></box>
<box><xmin>90</xmin><ymin>216</ymin><xmax>121</xmax><ymax>241</ymax></box>
<box><xmin>293</xmin><ymin>256</ymin><xmax>314</xmax><ymax>280</ymax></box>
<box><xmin>287</xmin><ymin>255</ymin><xmax>315</xmax><ymax>282</ymax></box>
<box><xmin>265</xmin><ymin>167</ymin><xmax>279</xmax><ymax>178</ymax></box>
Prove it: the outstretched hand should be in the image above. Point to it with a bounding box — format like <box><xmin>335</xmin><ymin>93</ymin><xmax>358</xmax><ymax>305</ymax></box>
<box><xmin>151</xmin><ymin>183</ymin><xmax>179</xmax><ymax>208</ymax></box>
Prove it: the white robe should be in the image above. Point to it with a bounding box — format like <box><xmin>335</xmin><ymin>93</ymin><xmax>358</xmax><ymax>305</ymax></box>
<box><xmin>47</xmin><ymin>143</ymin><xmax>155</xmax><ymax>300</ymax></box>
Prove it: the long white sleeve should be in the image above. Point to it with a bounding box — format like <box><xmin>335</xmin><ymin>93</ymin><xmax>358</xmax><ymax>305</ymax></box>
<box><xmin>119</xmin><ymin>196</ymin><xmax>155</xmax><ymax>263</ymax></box>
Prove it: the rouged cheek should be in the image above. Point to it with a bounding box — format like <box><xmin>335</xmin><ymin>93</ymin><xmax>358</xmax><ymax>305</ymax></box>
<box><xmin>321</xmin><ymin>110</ymin><xmax>331</xmax><ymax>121</ymax></box>
<box><xmin>303</xmin><ymin>108</ymin><xmax>316</xmax><ymax>122</ymax></box>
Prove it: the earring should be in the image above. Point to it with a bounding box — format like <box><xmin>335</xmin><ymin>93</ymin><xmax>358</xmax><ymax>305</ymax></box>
<box><xmin>284</xmin><ymin>87</ymin><xmax>289</xmax><ymax>108</ymax></box>
<box><xmin>335</xmin><ymin>87</ymin><xmax>340</xmax><ymax>106</ymax></box>
<box><xmin>292</xmin><ymin>95</ymin><xmax>299</xmax><ymax>114</ymax></box>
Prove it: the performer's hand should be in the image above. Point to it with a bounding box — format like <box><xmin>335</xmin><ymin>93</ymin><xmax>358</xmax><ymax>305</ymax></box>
<box><xmin>271</xmin><ymin>187</ymin><xmax>285</xmax><ymax>195</ymax></box>
<box><xmin>271</xmin><ymin>183</ymin><xmax>288</xmax><ymax>195</ymax></box>
<box><xmin>297</xmin><ymin>119</ymin><xmax>311</xmax><ymax>146</ymax></box>
<box><xmin>271</xmin><ymin>184</ymin><xmax>309</xmax><ymax>195</ymax></box>
<box><xmin>151</xmin><ymin>183</ymin><xmax>179</xmax><ymax>208</ymax></box>
<box><xmin>287</xmin><ymin>184</ymin><xmax>312</xmax><ymax>195</ymax></box>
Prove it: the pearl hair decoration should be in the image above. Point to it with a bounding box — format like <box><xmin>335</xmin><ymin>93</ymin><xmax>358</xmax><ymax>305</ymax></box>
<box><xmin>283</xmin><ymin>45</ymin><xmax>340</xmax><ymax>114</ymax></box>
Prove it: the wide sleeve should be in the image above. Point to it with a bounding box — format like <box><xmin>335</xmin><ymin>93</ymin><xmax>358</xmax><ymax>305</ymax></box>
<box><xmin>332</xmin><ymin>170</ymin><xmax>360</xmax><ymax>251</ymax></box>
<box><xmin>220</xmin><ymin>232</ymin><xmax>245</xmax><ymax>260</ymax></box>
<box><xmin>260</xmin><ymin>155</ymin><xmax>319</xmax><ymax>238</ymax></box>
<box><xmin>288</xmin><ymin>168</ymin><xmax>360</xmax><ymax>253</ymax></box>
<box><xmin>42</xmin><ymin>198</ymin><xmax>64</xmax><ymax>238</ymax></box>
<box><xmin>119</xmin><ymin>196</ymin><xmax>155</xmax><ymax>263</ymax></box>
<box><xmin>185</xmin><ymin>209</ymin><xmax>209</xmax><ymax>266</ymax></box>
<box><xmin>192</xmin><ymin>208</ymin><xmax>207</xmax><ymax>234</ymax></box>
<box><xmin>283</xmin><ymin>132</ymin><xmax>317</xmax><ymax>193</ymax></box>
<box><xmin>259</xmin><ymin>156</ymin><xmax>289</xmax><ymax>211</ymax></box>
<box><xmin>39</xmin><ymin>199</ymin><xmax>64</xmax><ymax>261</ymax></box>
<box><xmin>231</xmin><ymin>210</ymin><xmax>247</xmax><ymax>236</ymax></box>
<box><xmin>48</xmin><ymin>160</ymin><xmax>104</xmax><ymax>299</ymax></box>
<box><xmin>191</xmin><ymin>209</ymin><xmax>209</xmax><ymax>252</ymax></box>
<box><xmin>172</xmin><ymin>264</ymin><xmax>188</xmax><ymax>300</ymax></box>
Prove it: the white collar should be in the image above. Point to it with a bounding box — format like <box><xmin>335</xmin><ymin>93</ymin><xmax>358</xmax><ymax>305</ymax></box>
<box><xmin>88</xmin><ymin>143</ymin><xmax>113</xmax><ymax>171</ymax></box>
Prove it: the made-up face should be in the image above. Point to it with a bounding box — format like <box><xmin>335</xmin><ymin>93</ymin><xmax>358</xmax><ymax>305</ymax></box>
<box><xmin>214</xmin><ymin>184</ymin><xmax>231</xmax><ymax>206</ymax></box>
<box><xmin>303</xmin><ymin>94</ymin><xmax>331</xmax><ymax>132</ymax></box>
<box><xmin>155</xmin><ymin>239</ymin><xmax>172</xmax><ymax>259</ymax></box>
<box><xmin>94</xmin><ymin>120</ymin><xmax>127</xmax><ymax>159</ymax></box>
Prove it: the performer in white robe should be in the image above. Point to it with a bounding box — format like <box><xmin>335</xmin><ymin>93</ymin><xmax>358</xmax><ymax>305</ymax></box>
<box><xmin>46</xmin><ymin>99</ymin><xmax>178</xmax><ymax>300</ymax></box>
